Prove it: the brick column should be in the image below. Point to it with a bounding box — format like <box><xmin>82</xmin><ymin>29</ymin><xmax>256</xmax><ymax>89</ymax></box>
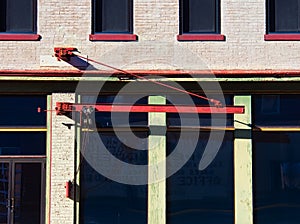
<box><xmin>50</xmin><ymin>93</ymin><xmax>76</xmax><ymax>224</ymax></box>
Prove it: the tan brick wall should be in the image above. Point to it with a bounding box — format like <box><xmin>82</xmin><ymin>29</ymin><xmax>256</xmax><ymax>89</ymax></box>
<box><xmin>0</xmin><ymin>0</ymin><xmax>300</xmax><ymax>70</ymax></box>
<box><xmin>50</xmin><ymin>93</ymin><xmax>75</xmax><ymax>224</ymax></box>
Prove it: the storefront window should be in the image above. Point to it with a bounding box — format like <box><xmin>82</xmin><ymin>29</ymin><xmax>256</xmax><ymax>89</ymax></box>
<box><xmin>166</xmin><ymin>131</ymin><xmax>234</xmax><ymax>224</ymax></box>
<box><xmin>167</xmin><ymin>95</ymin><xmax>233</xmax><ymax>127</ymax></box>
<box><xmin>253</xmin><ymin>132</ymin><xmax>300</xmax><ymax>224</ymax></box>
<box><xmin>253</xmin><ymin>95</ymin><xmax>300</xmax><ymax>127</ymax></box>
<box><xmin>0</xmin><ymin>95</ymin><xmax>46</xmax><ymax>126</ymax></box>
<box><xmin>0</xmin><ymin>95</ymin><xmax>46</xmax><ymax>223</ymax></box>
<box><xmin>80</xmin><ymin>132</ymin><xmax>148</xmax><ymax>224</ymax></box>
<box><xmin>81</xmin><ymin>95</ymin><xmax>148</xmax><ymax>127</ymax></box>
<box><xmin>0</xmin><ymin>132</ymin><xmax>45</xmax><ymax>155</ymax></box>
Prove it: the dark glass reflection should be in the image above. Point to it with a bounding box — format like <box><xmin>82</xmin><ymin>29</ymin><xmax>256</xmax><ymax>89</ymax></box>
<box><xmin>253</xmin><ymin>132</ymin><xmax>300</xmax><ymax>224</ymax></box>
<box><xmin>94</xmin><ymin>0</ymin><xmax>132</xmax><ymax>33</ymax></box>
<box><xmin>0</xmin><ymin>132</ymin><xmax>46</xmax><ymax>155</ymax></box>
<box><xmin>254</xmin><ymin>95</ymin><xmax>300</xmax><ymax>126</ymax></box>
<box><xmin>6</xmin><ymin>0</ymin><xmax>36</xmax><ymax>33</ymax></box>
<box><xmin>166</xmin><ymin>132</ymin><xmax>234</xmax><ymax>224</ymax></box>
<box><xmin>0</xmin><ymin>163</ymin><xmax>9</xmax><ymax>223</ymax></box>
<box><xmin>268</xmin><ymin>0</ymin><xmax>300</xmax><ymax>33</ymax></box>
<box><xmin>167</xmin><ymin>95</ymin><xmax>233</xmax><ymax>127</ymax></box>
<box><xmin>14</xmin><ymin>163</ymin><xmax>42</xmax><ymax>224</ymax></box>
<box><xmin>80</xmin><ymin>132</ymin><xmax>147</xmax><ymax>224</ymax></box>
<box><xmin>81</xmin><ymin>95</ymin><xmax>148</xmax><ymax>128</ymax></box>
<box><xmin>181</xmin><ymin>0</ymin><xmax>218</xmax><ymax>33</ymax></box>
<box><xmin>0</xmin><ymin>96</ymin><xmax>46</xmax><ymax>126</ymax></box>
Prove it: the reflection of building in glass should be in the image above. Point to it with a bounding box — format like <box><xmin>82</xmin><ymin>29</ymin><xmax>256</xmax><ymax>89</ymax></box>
<box><xmin>281</xmin><ymin>163</ymin><xmax>300</xmax><ymax>190</ymax></box>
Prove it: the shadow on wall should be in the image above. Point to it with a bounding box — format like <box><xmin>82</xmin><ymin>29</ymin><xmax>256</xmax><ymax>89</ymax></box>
<box><xmin>66</xmin><ymin>56</ymin><xmax>97</xmax><ymax>71</ymax></box>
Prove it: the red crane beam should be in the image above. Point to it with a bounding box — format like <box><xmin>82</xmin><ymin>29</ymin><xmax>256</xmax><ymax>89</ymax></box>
<box><xmin>55</xmin><ymin>102</ymin><xmax>244</xmax><ymax>115</ymax></box>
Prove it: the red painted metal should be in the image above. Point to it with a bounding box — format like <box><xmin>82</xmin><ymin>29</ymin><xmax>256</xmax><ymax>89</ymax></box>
<box><xmin>89</xmin><ymin>34</ymin><xmax>138</xmax><ymax>41</ymax></box>
<box><xmin>54</xmin><ymin>47</ymin><xmax>78</xmax><ymax>61</ymax></box>
<box><xmin>264</xmin><ymin>34</ymin><xmax>300</xmax><ymax>41</ymax></box>
<box><xmin>0</xmin><ymin>34</ymin><xmax>41</xmax><ymax>41</ymax></box>
<box><xmin>177</xmin><ymin>34</ymin><xmax>225</xmax><ymax>41</ymax></box>
<box><xmin>55</xmin><ymin>102</ymin><xmax>244</xmax><ymax>115</ymax></box>
<box><xmin>0</xmin><ymin>70</ymin><xmax>83</xmax><ymax>77</ymax></box>
<box><xmin>2</xmin><ymin>69</ymin><xmax>300</xmax><ymax>77</ymax></box>
<box><xmin>65</xmin><ymin>181</ymin><xmax>72</xmax><ymax>198</ymax></box>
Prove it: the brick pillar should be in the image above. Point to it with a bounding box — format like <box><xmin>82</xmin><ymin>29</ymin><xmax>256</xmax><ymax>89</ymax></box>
<box><xmin>49</xmin><ymin>93</ymin><xmax>76</xmax><ymax>224</ymax></box>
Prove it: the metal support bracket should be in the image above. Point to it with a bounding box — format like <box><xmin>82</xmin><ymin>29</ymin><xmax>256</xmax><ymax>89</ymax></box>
<box><xmin>54</xmin><ymin>47</ymin><xmax>78</xmax><ymax>61</ymax></box>
<box><xmin>55</xmin><ymin>102</ymin><xmax>244</xmax><ymax>115</ymax></box>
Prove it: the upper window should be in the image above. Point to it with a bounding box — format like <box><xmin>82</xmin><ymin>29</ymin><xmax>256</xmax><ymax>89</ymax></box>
<box><xmin>180</xmin><ymin>0</ymin><xmax>220</xmax><ymax>34</ymax></box>
<box><xmin>267</xmin><ymin>0</ymin><xmax>300</xmax><ymax>33</ymax></box>
<box><xmin>178</xmin><ymin>0</ymin><xmax>224</xmax><ymax>41</ymax></box>
<box><xmin>90</xmin><ymin>0</ymin><xmax>137</xmax><ymax>41</ymax></box>
<box><xmin>92</xmin><ymin>0</ymin><xmax>133</xmax><ymax>33</ymax></box>
<box><xmin>0</xmin><ymin>0</ymin><xmax>37</xmax><ymax>33</ymax></box>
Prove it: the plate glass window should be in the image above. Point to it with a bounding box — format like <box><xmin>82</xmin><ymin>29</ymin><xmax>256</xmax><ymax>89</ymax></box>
<box><xmin>166</xmin><ymin>132</ymin><xmax>234</xmax><ymax>224</ymax></box>
<box><xmin>0</xmin><ymin>95</ymin><xmax>46</xmax><ymax>224</ymax></box>
<box><xmin>81</xmin><ymin>95</ymin><xmax>148</xmax><ymax>127</ymax></box>
<box><xmin>180</xmin><ymin>0</ymin><xmax>220</xmax><ymax>33</ymax></box>
<box><xmin>253</xmin><ymin>132</ymin><xmax>300</xmax><ymax>224</ymax></box>
<box><xmin>0</xmin><ymin>0</ymin><xmax>37</xmax><ymax>33</ymax></box>
<box><xmin>253</xmin><ymin>95</ymin><xmax>300</xmax><ymax>126</ymax></box>
<box><xmin>92</xmin><ymin>0</ymin><xmax>133</xmax><ymax>33</ymax></box>
<box><xmin>80</xmin><ymin>132</ymin><xmax>147</xmax><ymax>224</ymax></box>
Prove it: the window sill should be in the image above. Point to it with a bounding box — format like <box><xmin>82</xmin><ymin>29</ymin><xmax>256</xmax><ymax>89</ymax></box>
<box><xmin>177</xmin><ymin>34</ymin><xmax>226</xmax><ymax>41</ymax></box>
<box><xmin>89</xmin><ymin>34</ymin><xmax>138</xmax><ymax>41</ymax></box>
<box><xmin>0</xmin><ymin>34</ymin><xmax>41</xmax><ymax>41</ymax></box>
<box><xmin>264</xmin><ymin>34</ymin><xmax>300</xmax><ymax>41</ymax></box>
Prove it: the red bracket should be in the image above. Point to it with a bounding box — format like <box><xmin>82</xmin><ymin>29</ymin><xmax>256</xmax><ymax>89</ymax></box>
<box><xmin>54</xmin><ymin>47</ymin><xmax>78</xmax><ymax>61</ymax></box>
<box><xmin>65</xmin><ymin>180</ymin><xmax>72</xmax><ymax>198</ymax></box>
<box><xmin>55</xmin><ymin>102</ymin><xmax>244</xmax><ymax>115</ymax></box>
<box><xmin>56</xmin><ymin>102</ymin><xmax>73</xmax><ymax>115</ymax></box>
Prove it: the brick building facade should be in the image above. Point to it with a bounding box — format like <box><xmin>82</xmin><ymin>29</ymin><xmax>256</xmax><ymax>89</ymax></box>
<box><xmin>1</xmin><ymin>0</ymin><xmax>300</xmax><ymax>224</ymax></box>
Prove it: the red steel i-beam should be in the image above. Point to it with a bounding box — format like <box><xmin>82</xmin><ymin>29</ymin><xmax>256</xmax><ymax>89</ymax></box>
<box><xmin>55</xmin><ymin>102</ymin><xmax>244</xmax><ymax>115</ymax></box>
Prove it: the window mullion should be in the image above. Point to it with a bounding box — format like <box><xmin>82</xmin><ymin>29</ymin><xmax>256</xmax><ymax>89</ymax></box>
<box><xmin>234</xmin><ymin>95</ymin><xmax>253</xmax><ymax>224</ymax></box>
<box><xmin>148</xmin><ymin>96</ymin><xmax>166</xmax><ymax>224</ymax></box>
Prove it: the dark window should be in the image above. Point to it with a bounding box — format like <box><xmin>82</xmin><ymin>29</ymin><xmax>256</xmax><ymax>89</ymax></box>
<box><xmin>0</xmin><ymin>161</ymin><xmax>45</xmax><ymax>223</ymax></box>
<box><xmin>166</xmin><ymin>132</ymin><xmax>234</xmax><ymax>224</ymax></box>
<box><xmin>81</xmin><ymin>95</ymin><xmax>148</xmax><ymax>128</ymax></box>
<box><xmin>92</xmin><ymin>0</ymin><xmax>133</xmax><ymax>33</ymax></box>
<box><xmin>253</xmin><ymin>132</ymin><xmax>300</xmax><ymax>224</ymax></box>
<box><xmin>167</xmin><ymin>94</ymin><xmax>233</xmax><ymax>127</ymax></box>
<box><xmin>180</xmin><ymin>0</ymin><xmax>220</xmax><ymax>33</ymax></box>
<box><xmin>0</xmin><ymin>95</ymin><xmax>46</xmax><ymax>126</ymax></box>
<box><xmin>253</xmin><ymin>95</ymin><xmax>300</xmax><ymax>126</ymax></box>
<box><xmin>80</xmin><ymin>132</ymin><xmax>147</xmax><ymax>224</ymax></box>
<box><xmin>267</xmin><ymin>0</ymin><xmax>300</xmax><ymax>33</ymax></box>
<box><xmin>0</xmin><ymin>132</ymin><xmax>46</xmax><ymax>155</ymax></box>
<box><xmin>0</xmin><ymin>0</ymin><xmax>37</xmax><ymax>33</ymax></box>
<box><xmin>13</xmin><ymin>163</ymin><xmax>43</xmax><ymax>223</ymax></box>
